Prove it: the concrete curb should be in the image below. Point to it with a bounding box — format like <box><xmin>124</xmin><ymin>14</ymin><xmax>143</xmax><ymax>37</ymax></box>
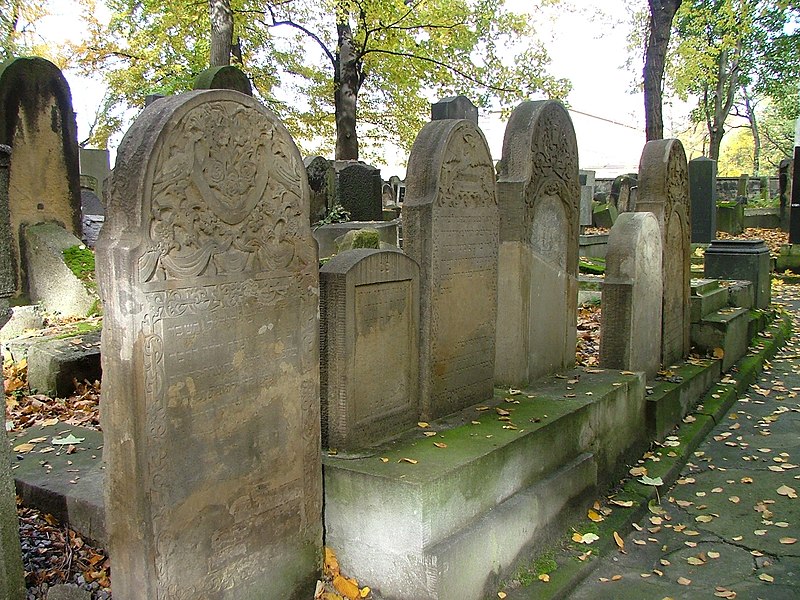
<box><xmin>503</xmin><ymin>308</ymin><xmax>792</xmax><ymax>600</ymax></box>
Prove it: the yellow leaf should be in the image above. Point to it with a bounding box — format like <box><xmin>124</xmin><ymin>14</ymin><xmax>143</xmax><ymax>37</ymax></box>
<box><xmin>417</xmin><ymin>422</ymin><xmax>429</xmax><ymax>428</ymax></box>
<box><xmin>610</xmin><ymin>499</ymin><xmax>634</xmax><ymax>507</ymax></box>
<box><xmin>423</xmin><ymin>432</ymin><xmax>437</xmax><ymax>437</ymax></box>
<box><xmin>476</xmin><ymin>406</ymin><xmax>490</xmax><ymax>411</ymax></box>
<box><xmin>630</xmin><ymin>466</ymin><xmax>647</xmax><ymax>477</ymax></box>
<box><xmin>324</xmin><ymin>547</ymin><xmax>340</xmax><ymax>578</ymax></box>
<box><xmin>380</xmin><ymin>457</ymin><xmax>389</xmax><ymax>463</ymax></box>
<box><xmin>433</xmin><ymin>442</ymin><xmax>447</xmax><ymax>448</ymax></box>
<box><xmin>780</xmin><ymin>537</ymin><xmax>797</xmax><ymax>545</ymax></box>
<box><xmin>611</xmin><ymin>575</ymin><xmax>622</xmax><ymax>581</ymax></box>
<box><xmin>613</xmin><ymin>531</ymin><xmax>625</xmax><ymax>552</ymax></box>
<box><xmin>777</xmin><ymin>485</ymin><xmax>797</xmax><ymax>498</ymax></box>
<box><xmin>498</xmin><ymin>592</ymin><xmax>508</xmax><ymax>599</ymax></box>
<box><xmin>572</xmin><ymin>532</ymin><xmax>583</xmax><ymax>543</ymax></box>
<box><xmin>758</xmin><ymin>573</ymin><xmax>774</xmax><ymax>582</ymax></box>
<box><xmin>359</xmin><ymin>587</ymin><xmax>370</xmax><ymax>598</ymax></box>
<box><xmin>696</xmin><ymin>515</ymin><xmax>713</xmax><ymax>523</ymax></box>
<box><xmin>687</xmin><ymin>557</ymin><xmax>705</xmax><ymax>565</ymax></box>
<box><xmin>538</xmin><ymin>574</ymin><xmax>550</xmax><ymax>582</ymax></box>
<box><xmin>40</xmin><ymin>417</ymin><xmax>59</xmax><ymax>427</ymax></box>
<box><xmin>588</xmin><ymin>509</ymin><xmax>604</xmax><ymax>522</ymax></box>
<box><xmin>708</xmin><ymin>551</ymin><xmax>720</xmax><ymax>559</ymax></box>
<box><xmin>495</xmin><ymin>408</ymin><xmax>511</xmax><ymax>416</ymax></box>
<box><xmin>398</xmin><ymin>458</ymin><xmax>418</xmax><ymax>464</ymax></box>
<box><xmin>677</xmin><ymin>576</ymin><xmax>691</xmax><ymax>585</ymax></box>
<box><xmin>12</xmin><ymin>443</ymin><xmax>35</xmax><ymax>453</ymax></box>
<box><xmin>28</xmin><ymin>437</ymin><xmax>47</xmax><ymax>443</ymax></box>
<box><xmin>713</xmin><ymin>347</ymin><xmax>724</xmax><ymax>359</ymax></box>
<box><xmin>333</xmin><ymin>575</ymin><xmax>360</xmax><ymax>600</ymax></box>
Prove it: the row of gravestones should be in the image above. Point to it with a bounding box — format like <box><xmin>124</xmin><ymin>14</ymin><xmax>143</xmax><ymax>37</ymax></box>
<box><xmin>0</xmin><ymin>62</ymin><xmax>692</xmax><ymax>599</ymax></box>
<box><xmin>93</xmin><ymin>90</ymin><xmax>689</xmax><ymax>599</ymax></box>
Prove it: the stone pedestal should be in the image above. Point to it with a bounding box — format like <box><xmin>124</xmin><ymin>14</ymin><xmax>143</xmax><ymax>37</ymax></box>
<box><xmin>704</xmin><ymin>239</ymin><xmax>771</xmax><ymax>309</ymax></box>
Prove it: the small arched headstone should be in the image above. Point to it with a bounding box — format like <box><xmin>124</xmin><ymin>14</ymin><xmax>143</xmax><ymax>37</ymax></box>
<box><xmin>193</xmin><ymin>65</ymin><xmax>253</xmax><ymax>96</ymax></box>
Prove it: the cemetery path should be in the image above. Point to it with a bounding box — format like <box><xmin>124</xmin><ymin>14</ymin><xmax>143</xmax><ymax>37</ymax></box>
<box><xmin>551</xmin><ymin>283</ymin><xmax>800</xmax><ymax>600</ymax></box>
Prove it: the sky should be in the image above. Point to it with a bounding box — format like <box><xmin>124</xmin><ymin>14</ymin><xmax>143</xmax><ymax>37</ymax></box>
<box><xmin>40</xmin><ymin>0</ymin><xmax>687</xmax><ymax>179</ymax></box>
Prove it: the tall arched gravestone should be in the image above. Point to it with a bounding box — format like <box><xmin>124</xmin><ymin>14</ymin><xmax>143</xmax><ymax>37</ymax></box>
<box><xmin>495</xmin><ymin>101</ymin><xmax>580</xmax><ymax>385</ymax></box>
<box><xmin>0</xmin><ymin>57</ymin><xmax>81</xmax><ymax>292</ymax></box>
<box><xmin>635</xmin><ymin>138</ymin><xmax>691</xmax><ymax>367</ymax></box>
<box><xmin>600</xmin><ymin>212</ymin><xmax>662</xmax><ymax>378</ymax></box>
<box><xmin>403</xmin><ymin>119</ymin><xmax>498</xmax><ymax>420</ymax></box>
<box><xmin>96</xmin><ymin>90</ymin><xmax>321</xmax><ymax>600</ymax></box>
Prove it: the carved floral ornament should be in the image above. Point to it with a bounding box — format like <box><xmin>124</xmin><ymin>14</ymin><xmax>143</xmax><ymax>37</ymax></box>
<box><xmin>665</xmin><ymin>140</ymin><xmax>689</xmax><ymax>217</ymax></box>
<box><xmin>137</xmin><ymin>100</ymin><xmax>313</xmax><ymax>283</ymax></box>
<box><xmin>526</xmin><ymin>105</ymin><xmax>580</xmax><ymax>213</ymax></box>
<box><xmin>437</xmin><ymin>124</ymin><xmax>496</xmax><ymax>208</ymax></box>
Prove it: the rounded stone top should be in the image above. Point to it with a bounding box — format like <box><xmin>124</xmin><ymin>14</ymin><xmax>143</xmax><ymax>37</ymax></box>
<box><xmin>193</xmin><ymin>65</ymin><xmax>252</xmax><ymax>96</ymax></box>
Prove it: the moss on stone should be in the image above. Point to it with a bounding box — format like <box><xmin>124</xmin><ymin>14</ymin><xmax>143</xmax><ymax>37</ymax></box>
<box><xmin>62</xmin><ymin>245</ymin><xmax>96</xmax><ymax>288</ymax></box>
<box><xmin>352</xmin><ymin>229</ymin><xmax>380</xmax><ymax>249</ymax></box>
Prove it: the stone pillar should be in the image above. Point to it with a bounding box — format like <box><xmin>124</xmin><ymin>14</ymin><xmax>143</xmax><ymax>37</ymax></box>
<box><xmin>688</xmin><ymin>156</ymin><xmax>717</xmax><ymax>243</ymax></box>
<box><xmin>0</xmin><ymin>145</ymin><xmax>15</xmax><ymax>327</ymax></box>
<box><xmin>579</xmin><ymin>170</ymin><xmax>595</xmax><ymax>227</ymax></box>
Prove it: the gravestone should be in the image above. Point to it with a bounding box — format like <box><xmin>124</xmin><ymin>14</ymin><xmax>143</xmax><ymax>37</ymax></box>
<box><xmin>688</xmin><ymin>156</ymin><xmax>717</xmax><ymax>243</ymax></box>
<box><xmin>431</xmin><ymin>95</ymin><xmax>478</xmax><ymax>125</ymax></box>
<box><xmin>0</xmin><ymin>146</ymin><xmax>14</xmax><ymax>324</ymax></box>
<box><xmin>193</xmin><ymin>65</ymin><xmax>253</xmax><ymax>95</ymax></box>
<box><xmin>145</xmin><ymin>94</ymin><xmax>165</xmax><ymax>106</ymax></box>
<box><xmin>0</xmin><ymin>430</ymin><xmax>25</xmax><ymax>600</ymax></box>
<box><xmin>579</xmin><ymin>170</ymin><xmax>595</xmax><ymax>227</ymax></box>
<box><xmin>96</xmin><ymin>90</ymin><xmax>322</xmax><ymax>600</ymax></box>
<box><xmin>790</xmin><ymin>117</ymin><xmax>800</xmax><ymax>244</ymax></box>
<box><xmin>636</xmin><ymin>138</ymin><xmax>691</xmax><ymax>367</ymax></box>
<box><xmin>320</xmin><ymin>248</ymin><xmax>419</xmax><ymax>449</ymax></box>
<box><xmin>335</xmin><ymin>161</ymin><xmax>383</xmax><ymax>221</ymax></box>
<box><xmin>600</xmin><ymin>212</ymin><xmax>662</xmax><ymax>378</ymax></box>
<box><xmin>403</xmin><ymin>119</ymin><xmax>498</xmax><ymax>419</ymax></box>
<box><xmin>704</xmin><ymin>239</ymin><xmax>771</xmax><ymax>309</ymax></box>
<box><xmin>495</xmin><ymin>100</ymin><xmax>580</xmax><ymax>385</ymax></box>
<box><xmin>737</xmin><ymin>173</ymin><xmax>749</xmax><ymax>203</ymax></box>
<box><xmin>779</xmin><ymin>158</ymin><xmax>791</xmax><ymax>231</ymax></box>
<box><xmin>0</xmin><ymin>57</ymin><xmax>82</xmax><ymax>292</ymax></box>
<box><xmin>304</xmin><ymin>155</ymin><xmax>334</xmax><ymax>224</ymax></box>
<box><xmin>79</xmin><ymin>148</ymin><xmax>111</xmax><ymax>202</ymax></box>
<box><xmin>611</xmin><ymin>173</ymin><xmax>638</xmax><ymax>212</ymax></box>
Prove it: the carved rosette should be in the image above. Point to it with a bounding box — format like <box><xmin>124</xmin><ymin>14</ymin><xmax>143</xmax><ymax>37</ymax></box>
<box><xmin>138</xmin><ymin>100</ymin><xmax>314</xmax><ymax>283</ymax></box>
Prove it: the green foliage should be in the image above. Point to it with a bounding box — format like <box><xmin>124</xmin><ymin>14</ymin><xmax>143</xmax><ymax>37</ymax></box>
<box><xmin>313</xmin><ymin>203</ymin><xmax>350</xmax><ymax>228</ymax></box>
<box><xmin>0</xmin><ymin>0</ymin><xmax>51</xmax><ymax>60</ymax></box>
<box><xmin>70</xmin><ymin>0</ymin><xmax>571</xmax><ymax>157</ymax></box>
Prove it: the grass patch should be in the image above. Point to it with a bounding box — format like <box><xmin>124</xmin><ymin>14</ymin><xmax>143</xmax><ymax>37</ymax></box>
<box><xmin>62</xmin><ymin>245</ymin><xmax>96</xmax><ymax>289</ymax></box>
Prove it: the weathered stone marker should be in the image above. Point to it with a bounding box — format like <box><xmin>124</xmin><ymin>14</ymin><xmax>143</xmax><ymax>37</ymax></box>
<box><xmin>0</xmin><ymin>145</ymin><xmax>14</xmax><ymax>325</ymax></box>
<box><xmin>335</xmin><ymin>161</ymin><xmax>383</xmax><ymax>221</ymax></box>
<box><xmin>431</xmin><ymin>95</ymin><xmax>479</xmax><ymax>125</ymax></box>
<box><xmin>790</xmin><ymin>115</ymin><xmax>800</xmax><ymax>244</ymax></box>
<box><xmin>636</xmin><ymin>138</ymin><xmax>691</xmax><ymax>367</ymax></box>
<box><xmin>403</xmin><ymin>119</ymin><xmax>498</xmax><ymax>419</ymax></box>
<box><xmin>600</xmin><ymin>212</ymin><xmax>663</xmax><ymax>377</ymax></box>
<box><xmin>688</xmin><ymin>156</ymin><xmax>717</xmax><ymax>243</ymax></box>
<box><xmin>0</xmin><ymin>430</ymin><xmax>25</xmax><ymax>600</ymax></box>
<box><xmin>97</xmin><ymin>90</ymin><xmax>322</xmax><ymax>600</ymax></box>
<box><xmin>495</xmin><ymin>100</ymin><xmax>579</xmax><ymax>385</ymax></box>
<box><xmin>0</xmin><ymin>57</ymin><xmax>82</xmax><ymax>292</ymax></box>
<box><xmin>320</xmin><ymin>248</ymin><xmax>419</xmax><ymax>449</ymax></box>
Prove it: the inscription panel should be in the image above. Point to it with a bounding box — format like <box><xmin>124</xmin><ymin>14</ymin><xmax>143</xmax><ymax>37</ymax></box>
<box><xmin>353</xmin><ymin>280</ymin><xmax>414</xmax><ymax>423</ymax></box>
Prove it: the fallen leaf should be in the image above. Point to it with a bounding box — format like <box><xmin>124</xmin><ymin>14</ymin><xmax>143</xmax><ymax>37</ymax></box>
<box><xmin>610</xmin><ymin>499</ymin><xmax>634</xmax><ymax>507</ymax></box>
<box><xmin>729</xmin><ymin>496</ymin><xmax>740</xmax><ymax>504</ymax></box>
<box><xmin>678</xmin><ymin>576</ymin><xmax>692</xmax><ymax>585</ymax></box>
<box><xmin>423</xmin><ymin>431</ymin><xmax>437</xmax><ymax>437</ymax></box>
<box><xmin>538</xmin><ymin>574</ymin><xmax>550</xmax><ymax>583</ymax></box>
<box><xmin>12</xmin><ymin>443</ymin><xmax>35</xmax><ymax>453</ymax></box>
<box><xmin>779</xmin><ymin>537</ymin><xmax>797</xmax><ymax>545</ymax></box>
<box><xmin>417</xmin><ymin>422</ymin><xmax>429</xmax><ymax>428</ymax></box>
<box><xmin>379</xmin><ymin>457</ymin><xmax>389</xmax><ymax>463</ymax></box>
<box><xmin>613</xmin><ymin>531</ymin><xmax>625</xmax><ymax>552</ymax></box>
<box><xmin>324</xmin><ymin>547</ymin><xmax>340</xmax><ymax>578</ymax></box>
<box><xmin>588</xmin><ymin>509</ymin><xmax>604</xmax><ymax>522</ymax></box>
<box><xmin>758</xmin><ymin>573</ymin><xmax>774</xmax><ymax>583</ymax></box>
<box><xmin>696</xmin><ymin>515</ymin><xmax>714</xmax><ymax>523</ymax></box>
<box><xmin>630</xmin><ymin>466</ymin><xmax>647</xmax><ymax>477</ymax></box>
<box><xmin>777</xmin><ymin>485</ymin><xmax>797</xmax><ymax>499</ymax></box>
<box><xmin>398</xmin><ymin>458</ymin><xmax>418</xmax><ymax>464</ymax></box>
<box><xmin>708</xmin><ymin>551</ymin><xmax>720</xmax><ymax>559</ymax></box>
<box><xmin>498</xmin><ymin>592</ymin><xmax>508</xmax><ymax>599</ymax></box>
<box><xmin>640</xmin><ymin>475</ymin><xmax>664</xmax><ymax>486</ymax></box>
<box><xmin>713</xmin><ymin>347</ymin><xmax>724</xmax><ymax>359</ymax></box>
<box><xmin>611</xmin><ymin>575</ymin><xmax>622</xmax><ymax>581</ymax></box>
<box><xmin>495</xmin><ymin>408</ymin><xmax>511</xmax><ymax>416</ymax></box>
<box><xmin>333</xmin><ymin>574</ymin><xmax>360</xmax><ymax>600</ymax></box>
<box><xmin>52</xmin><ymin>434</ymin><xmax>85</xmax><ymax>445</ymax></box>
<box><xmin>687</xmin><ymin>557</ymin><xmax>705</xmax><ymax>566</ymax></box>
<box><xmin>433</xmin><ymin>442</ymin><xmax>447</xmax><ymax>449</ymax></box>
<box><xmin>359</xmin><ymin>587</ymin><xmax>370</xmax><ymax>598</ymax></box>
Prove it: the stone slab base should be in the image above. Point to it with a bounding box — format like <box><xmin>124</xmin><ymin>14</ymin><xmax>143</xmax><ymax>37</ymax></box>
<box><xmin>691</xmin><ymin>306</ymin><xmax>750</xmax><ymax>371</ymax></box>
<box><xmin>324</xmin><ymin>370</ymin><xmax>646</xmax><ymax>600</ymax></box>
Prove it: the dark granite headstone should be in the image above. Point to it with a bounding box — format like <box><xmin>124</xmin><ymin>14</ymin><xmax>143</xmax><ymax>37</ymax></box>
<box><xmin>791</xmin><ymin>146</ymin><xmax>800</xmax><ymax>244</ymax></box>
<box><xmin>431</xmin><ymin>95</ymin><xmax>478</xmax><ymax>125</ymax></box>
<box><xmin>144</xmin><ymin>94</ymin><xmax>165</xmax><ymax>106</ymax></box>
<box><xmin>779</xmin><ymin>157</ymin><xmax>791</xmax><ymax>231</ymax></box>
<box><xmin>688</xmin><ymin>156</ymin><xmax>717</xmax><ymax>243</ymax></box>
<box><xmin>193</xmin><ymin>65</ymin><xmax>252</xmax><ymax>95</ymax></box>
<box><xmin>736</xmin><ymin>173</ymin><xmax>749</xmax><ymax>203</ymax></box>
<box><xmin>704</xmin><ymin>239</ymin><xmax>771</xmax><ymax>308</ymax></box>
<box><xmin>335</xmin><ymin>161</ymin><xmax>383</xmax><ymax>221</ymax></box>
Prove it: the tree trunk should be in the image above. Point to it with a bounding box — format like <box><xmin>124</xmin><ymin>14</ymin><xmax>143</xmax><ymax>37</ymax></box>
<box><xmin>705</xmin><ymin>44</ymin><xmax>741</xmax><ymax>162</ymax></box>
<box><xmin>209</xmin><ymin>0</ymin><xmax>233</xmax><ymax>67</ymax></box>
<box><xmin>742</xmin><ymin>87</ymin><xmax>761</xmax><ymax>174</ymax></box>
<box><xmin>334</xmin><ymin>20</ymin><xmax>361</xmax><ymax>160</ymax></box>
<box><xmin>644</xmin><ymin>0</ymin><xmax>682</xmax><ymax>141</ymax></box>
